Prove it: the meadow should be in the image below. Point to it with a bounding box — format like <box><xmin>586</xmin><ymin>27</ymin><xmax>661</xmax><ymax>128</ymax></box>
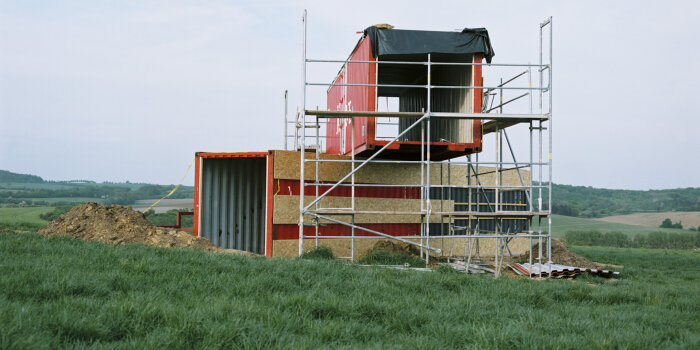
<box><xmin>1</xmin><ymin>233</ymin><xmax>698</xmax><ymax>349</ymax></box>
<box><xmin>550</xmin><ymin>214</ymin><xmax>687</xmax><ymax>237</ymax></box>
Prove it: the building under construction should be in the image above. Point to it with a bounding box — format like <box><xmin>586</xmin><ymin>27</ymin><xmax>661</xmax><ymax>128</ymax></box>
<box><xmin>192</xmin><ymin>12</ymin><xmax>554</xmax><ymax>276</ymax></box>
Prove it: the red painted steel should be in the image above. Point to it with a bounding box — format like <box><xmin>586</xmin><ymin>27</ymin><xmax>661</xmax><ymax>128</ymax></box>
<box><xmin>273</xmin><ymin>179</ymin><xmax>420</xmax><ymax>199</ymax></box>
<box><xmin>273</xmin><ymin>223</ymin><xmax>419</xmax><ymax>240</ymax></box>
<box><xmin>158</xmin><ymin>211</ymin><xmax>194</xmax><ymax>232</ymax></box>
<box><xmin>325</xmin><ymin>35</ymin><xmax>484</xmax><ymax>160</ymax></box>
<box><xmin>326</xmin><ymin>37</ymin><xmax>376</xmax><ymax>155</ymax></box>
<box><xmin>265</xmin><ymin>153</ymin><xmax>275</xmax><ymax>257</ymax></box>
<box><xmin>193</xmin><ymin>155</ymin><xmax>201</xmax><ymax>237</ymax></box>
<box><xmin>196</xmin><ymin>151</ymin><xmax>268</xmax><ymax>159</ymax></box>
<box><xmin>193</xmin><ymin>151</ymin><xmax>270</xmax><ymax>240</ymax></box>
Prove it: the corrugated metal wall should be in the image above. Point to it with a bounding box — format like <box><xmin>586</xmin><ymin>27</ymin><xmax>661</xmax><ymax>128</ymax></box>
<box><xmin>399</xmin><ymin>60</ymin><xmax>473</xmax><ymax>143</ymax></box>
<box><xmin>200</xmin><ymin>157</ymin><xmax>266</xmax><ymax>254</ymax></box>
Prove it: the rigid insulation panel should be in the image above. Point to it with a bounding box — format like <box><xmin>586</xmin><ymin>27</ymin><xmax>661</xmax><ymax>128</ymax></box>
<box><xmin>196</xmin><ymin>153</ymin><xmax>268</xmax><ymax>255</ymax></box>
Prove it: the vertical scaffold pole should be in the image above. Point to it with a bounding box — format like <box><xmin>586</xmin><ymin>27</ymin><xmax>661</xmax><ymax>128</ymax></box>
<box><xmin>425</xmin><ymin>53</ymin><xmax>432</xmax><ymax>265</ymax></box>
<box><xmin>547</xmin><ymin>17</ymin><xmax>553</xmax><ymax>264</ymax></box>
<box><xmin>298</xmin><ymin>9</ymin><xmax>307</xmax><ymax>257</ymax></box>
<box><xmin>284</xmin><ymin>90</ymin><xmax>288</xmax><ymax>150</ymax></box>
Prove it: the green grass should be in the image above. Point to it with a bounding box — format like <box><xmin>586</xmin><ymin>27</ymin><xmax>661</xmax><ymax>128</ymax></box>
<box><xmin>0</xmin><ymin>206</ymin><xmax>51</xmax><ymax>227</ymax></box>
<box><xmin>551</xmin><ymin>214</ymin><xmax>687</xmax><ymax>237</ymax></box>
<box><xmin>1</xmin><ymin>234</ymin><xmax>698</xmax><ymax>348</ymax></box>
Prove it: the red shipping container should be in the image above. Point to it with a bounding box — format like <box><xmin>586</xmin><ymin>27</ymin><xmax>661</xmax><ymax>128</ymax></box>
<box><xmin>326</xmin><ymin>27</ymin><xmax>494</xmax><ymax>161</ymax></box>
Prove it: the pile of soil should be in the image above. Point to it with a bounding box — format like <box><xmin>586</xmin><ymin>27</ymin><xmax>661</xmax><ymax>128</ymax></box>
<box><xmin>37</xmin><ymin>202</ymin><xmax>253</xmax><ymax>255</ymax></box>
<box><xmin>371</xmin><ymin>240</ymin><xmax>421</xmax><ymax>257</ymax></box>
<box><xmin>531</xmin><ymin>238</ymin><xmax>601</xmax><ymax>269</ymax></box>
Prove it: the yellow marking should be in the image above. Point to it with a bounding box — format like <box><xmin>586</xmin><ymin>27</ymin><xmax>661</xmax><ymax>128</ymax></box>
<box><xmin>549</xmin><ymin>153</ymin><xmax>552</xmax><ymax>159</ymax></box>
<box><xmin>144</xmin><ymin>157</ymin><xmax>196</xmax><ymax>214</ymax></box>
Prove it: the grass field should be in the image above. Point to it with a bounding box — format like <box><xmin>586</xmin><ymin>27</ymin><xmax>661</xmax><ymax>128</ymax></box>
<box><xmin>551</xmin><ymin>214</ymin><xmax>687</xmax><ymax>237</ymax></box>
<box><xmin>1</xmin><ymin>233</ymin><xmax>698</xmax><ymax>348</ymax></box>
<box><xmin>597</xmin><ymin>211</ymin><xmax>700</xmax><ymax>229</ymax></box>
<box><xmin>0</xmin><ymin>206</ymin><xmax>52</xmax><ymax>226</ymax></box>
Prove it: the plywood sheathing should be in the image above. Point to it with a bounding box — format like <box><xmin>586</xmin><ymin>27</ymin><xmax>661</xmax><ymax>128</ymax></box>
<box><xmin>272</xmin><ymin>235</ymin><xmax>531</xmax><ymax>258</ymax></box>
<box><xmin>273</xmin><ymin>195</ymin><xmax>453</xmax><ymax>224</ymax></box>
<box><xmin>272</xmin><ymin>150</ymin><xmax>530</xmax><ymax>187</ymax></box>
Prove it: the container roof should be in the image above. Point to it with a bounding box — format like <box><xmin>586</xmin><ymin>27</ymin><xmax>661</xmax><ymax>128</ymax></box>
<box><xmin>364</xmin><ymin>27</ymin><xmax>495</xmax><ymax>63</ymax></box>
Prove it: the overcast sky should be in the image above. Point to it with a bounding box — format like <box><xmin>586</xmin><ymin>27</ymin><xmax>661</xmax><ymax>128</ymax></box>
<box><xmin>1</xmin><ymin>0</ymin><xmax>698</xmax><ymax>190</ymax></box>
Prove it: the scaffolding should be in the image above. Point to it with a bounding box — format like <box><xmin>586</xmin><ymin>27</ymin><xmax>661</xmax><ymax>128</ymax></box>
<box><xmin>290</xmin><ymin>11</ymin><xmax>553</xmax><ymax>277</ymax></box>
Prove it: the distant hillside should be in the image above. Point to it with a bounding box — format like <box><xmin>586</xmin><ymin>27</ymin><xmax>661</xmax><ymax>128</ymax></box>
<box><xmin>0</xmin><ymin>170</ymin><xmax>44</xmax><ymax>183</ymax></box>
<box><xmin>553</xmin><ymin>184</ymin><xmax>700</xmax><ymax>218</ymax></box>
<box><xmin>0</xmin><ymin>169</ymin><xmax>193</xmax><ymax>207</ymax></box>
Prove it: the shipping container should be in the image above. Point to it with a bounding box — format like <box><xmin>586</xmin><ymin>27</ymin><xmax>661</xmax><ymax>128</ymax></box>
<box><xmin>194</xmin><ymin>150</ymin><xmax>526</xmax><ymax>257</ymax></box>
<box><xmin>326</xmin><ymin>26</ymin><xmax>494</xmax><ymax>160</ymax></box>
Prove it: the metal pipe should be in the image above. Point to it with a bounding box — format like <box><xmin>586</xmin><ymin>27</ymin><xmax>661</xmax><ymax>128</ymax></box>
<box><xmin>426</xmin><ymin>53</ymin><xmax>432</xmax><ymax>265</ymax></box>
<box><xmin>300</xmin><ymin>234</ymin><xmax>548</xmax><ymax>239</ymax></box>
<box><xmin>298</xmin><ymin>9</ymin><xmax>307</xmax><ymax>257</ymax></box>
<box><xmin>310</xmin><ymin>213</ymin><xmax>441</xmax><ymax>252</ymax></box>
<box><xmin>484</xmin><ymin>93</ymin><xmax>529</xmax><ymax>113</ymax></box>
<box><xmin>306</xmin><ymin>58</ymin><xmax>547</xmax><ymax>67</ymax></box>
<box><xmin>305</xmin><ymin>159</ymin><xmax>549</xmax><ymax>166</ymax></box>
<box><xmin>284</xmin><ymin>90</ymin><xmax>288</xmax><ymax>150</ymax></box>
<box><xmin>308</xmin><ymin>82</ymin><xmax>547</xmax><ymax>90</ymax></box>
<box><xmin>547</xmin><ymin>16</ymin><xmax>553</xmax><ymax>265</ymax></box>
<box><xmin>303</xmin><ymin>113</ymin><xmax>429</xmax><ymax>211</ymax></box>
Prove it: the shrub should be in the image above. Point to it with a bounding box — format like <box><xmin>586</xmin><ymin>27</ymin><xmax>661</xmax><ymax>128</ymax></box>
<box><xmin>566</xmin><ymin>230</ymin><xmax>700</xmax><ymax>249</ymax></box>
<box><xmin>39</xmin><ymin>205</ymin><xmax>74</xmax><ymax>221</ymax></box>
<box><xmin>299</xmin><ymin>246</ymin><xmax>335</xmax><ymax>260</ymax></box>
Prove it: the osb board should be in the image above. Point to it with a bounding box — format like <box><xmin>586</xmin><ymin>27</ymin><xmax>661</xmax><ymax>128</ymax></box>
<box><xmin>273</xmin><ymin>195</ymin><xmax>453</xmax><ymax>224</ymax></box>
<box><xmin>272</xmin><ymin>150</ymin><xmax>530</xmax><ymax>187</ymax></box>
<box><xmin>272</xmin><ymin>235</ymin><xmax>531</xmax><ymax>259</ymax></box>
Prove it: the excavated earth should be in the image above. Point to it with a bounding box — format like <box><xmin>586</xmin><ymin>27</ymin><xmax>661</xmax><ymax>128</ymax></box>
<box><xmin>531</xmin><ymin>238</ymin><xmax>602</xmax><ymax>269</ymax></box>
<box><xmin>37</xmin><ymin>202</ymin><xmax>255</xmax><ymax>255</ymax></box>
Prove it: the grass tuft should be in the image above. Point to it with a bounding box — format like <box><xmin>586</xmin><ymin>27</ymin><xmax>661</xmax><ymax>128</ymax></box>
<box><xmin>357</xmin><ymin>247</ymin><xmax>426</xmax><ymax>268</ymax></box>
<box><xmin>299</xmin><ymin>246</ymin><xmax>335</xmax><ymax>260</ymax></box>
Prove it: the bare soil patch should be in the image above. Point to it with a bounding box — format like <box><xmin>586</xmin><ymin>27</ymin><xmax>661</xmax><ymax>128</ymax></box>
<box><xmin>37</xmin><ymin>202</ymin><xmax>254</xmax><ymax>255</ymax></box>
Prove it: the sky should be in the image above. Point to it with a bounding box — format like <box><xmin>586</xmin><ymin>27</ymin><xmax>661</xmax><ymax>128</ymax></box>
<box><xmin>0</xmin><ymin>0</ymin><xmax>698</xmax><ymax>190</ymax></box>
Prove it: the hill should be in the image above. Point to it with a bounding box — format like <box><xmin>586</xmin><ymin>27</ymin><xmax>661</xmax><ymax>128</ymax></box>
<box><xmin>0</xmin><ymin>170</ymin><xmax>43</xmax><ymax>183</ymax></box>
<box><xmin>552</xmin><ymin>183</ymin><xmax>700</xmax><ymax>218</ymax></box>
<box><xmin>0</xmin><ymin>169</ymin><xmax>193</xmax><ymax>207</ymax></box>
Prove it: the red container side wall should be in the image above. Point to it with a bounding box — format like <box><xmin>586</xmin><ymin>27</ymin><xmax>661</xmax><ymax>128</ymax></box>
<box><xmin>326</xmin><ymin>36</ymin><xmax>376</xmax><ymax>155</ymax></box>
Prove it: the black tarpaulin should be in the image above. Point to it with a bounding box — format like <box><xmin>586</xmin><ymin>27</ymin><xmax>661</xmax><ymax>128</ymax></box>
<box><xmin>364</xmin><ymin>26</ymin><xmax>495</xmax><ymax>63</ymax></box>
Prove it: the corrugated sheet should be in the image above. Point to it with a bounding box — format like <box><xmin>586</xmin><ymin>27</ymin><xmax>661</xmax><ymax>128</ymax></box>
<box><xmin>399</xmin><ymin>60</ymin><xmax>474</xmax><ymax>143</ymax></box>
<box><xmin>200</xmin><ymin>157</ymin><xmax>266</xmax><ymax>254</ymax></box>
<box><xmin>511</xmin><ymin>263</ymin><xmax>620</xmax><ymax>278</ymax></box>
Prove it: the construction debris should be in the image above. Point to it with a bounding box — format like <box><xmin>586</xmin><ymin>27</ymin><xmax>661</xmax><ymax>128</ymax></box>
<box><xmin>37</xmin><ymin>202</ymin><xmax>255</xmax><ymax>255</ymax></box>
<box><xmin>510</xmin><ymin>263</ymin><xmax>619</xmax><ymax>278</ymax></box>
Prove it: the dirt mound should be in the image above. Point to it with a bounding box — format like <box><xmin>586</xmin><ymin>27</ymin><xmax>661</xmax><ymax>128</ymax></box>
<box><xmin>37</xmin><ymin>202</ymin><xmax>253</xmax><ymax>255</ymax></box>
<box><xmin>532</xmin><ymin>238</ymin><xmax>601</xmax><ymax>269</ymax></box>
<box><xmin>371</xmin><ymin>240</ymin><xmax>421</xmax><ymax>257</ymax></box>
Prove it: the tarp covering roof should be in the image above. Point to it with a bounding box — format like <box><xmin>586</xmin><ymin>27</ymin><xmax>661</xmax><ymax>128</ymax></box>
<box><xmin>364</xmin><ymin>27</ymin><xmax>495</xmax><ymax>63</ymax></box>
